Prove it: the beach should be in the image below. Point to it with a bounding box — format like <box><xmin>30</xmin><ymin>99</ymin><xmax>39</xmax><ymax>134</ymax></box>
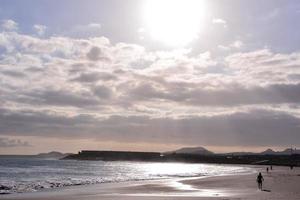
<box><xmin>1</xmin><ymin>165</ymin><xmax>299</xmax><ymax>200</ymax></box>
<box><xmin>1</xmin><ymin>0</ymin><xmax>300</xmax><ymax>198</ymax></box>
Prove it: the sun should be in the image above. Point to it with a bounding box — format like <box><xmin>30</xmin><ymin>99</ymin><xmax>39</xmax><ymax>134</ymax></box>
<box><xmin>143</xmin><ymin>0</ymin><xmax>207</xmax><ymax>46</ymax></box>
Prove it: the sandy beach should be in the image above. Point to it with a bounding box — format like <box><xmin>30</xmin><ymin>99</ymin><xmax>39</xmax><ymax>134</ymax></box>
<box><xmin>1</xmin><ymin>165</ymin><xmax>299</xmax><ymax>200</ymax></box>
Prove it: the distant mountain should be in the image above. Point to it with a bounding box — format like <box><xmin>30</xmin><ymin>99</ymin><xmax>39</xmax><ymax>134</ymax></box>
<box><xmin>166</xmin><ymin>147</ymin><xmax>214</xmax><ymax>155</ymax></box>
<box><xmin>281</xmin><ymin>148</ymin><xmax>300</xmax><ymax>155</ymax></box>
<box><xmin>35</xmin><ymin>151</ymin><xmax>72</xmax><ymax>159</ymax></box>
<box><xmin>260</xmin><ymin>148</ymin><xmax>276</xmax><ymax>155</ymax></box>
<box><xmin>0</xmin><ymin>151</ymin><xmax>72</xmax><ymax>159</ymax></box>
<box><xmin>260</xmin><ymin>148</ymin><xmax>300</xmax><ymax>155</ymax></box>
<box><xmin>166</xmin><ymin>147</ymin><xmax>300</xmax><ymax>156</ymax></box>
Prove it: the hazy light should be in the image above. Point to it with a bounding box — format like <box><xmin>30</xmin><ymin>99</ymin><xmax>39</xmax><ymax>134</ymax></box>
<box><xmin>143</xmin><ymin>0</ymin><xmax>206</xmax><ymax>46</ymax></box>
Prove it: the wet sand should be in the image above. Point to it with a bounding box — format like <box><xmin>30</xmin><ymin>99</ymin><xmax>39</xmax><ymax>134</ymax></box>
<box><xmin>1</xmin><ymin>165</ymin><xmax>299</xmax><ymax>200</ymax></box>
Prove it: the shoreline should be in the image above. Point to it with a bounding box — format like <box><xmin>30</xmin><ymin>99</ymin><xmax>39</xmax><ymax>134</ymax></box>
<box><xmin>1</xmin><ymin>165</ymin><xmax>299</xmax><ymax>200</ymax></box>
<box><xmin>0</xmin><ymin>162</ymin><xmax>255</xmax><ymax>195</ymax></box>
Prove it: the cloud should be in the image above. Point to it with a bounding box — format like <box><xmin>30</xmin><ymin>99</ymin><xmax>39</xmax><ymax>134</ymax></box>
<box><xmin>1</xmin><ymin>19</ymin><xmax>18</xmax><ymax>31</ymax></box>
<box><xmin>0</xmin><ymin>137</ymin><xmax>31</xmax><ymax>148</ymax></box>
<box><xmin>65</xmin><ymin>23</ymin><xmax>102</xmax><ymax>38</ymax></box>
<box><xmin>212</xmin><ymin>18</ymin><xmax>227</xmax><ymax>27</ymax></box>
<box><xmin>218</xmin><ymin>40</ymin><xmax>244</xmax><ymax>51</ymax></box>
<box><xmin>0</xmin><ymin>108</ymin><xmax>299</xmax><ymax>147</ymax></box>
<box><xmin>1</xmin><ymin>21</ymin><xmax>300</xmax><ymax>150</ymax></box>
<box><xmin>127</xmin><ymin>81</ymin><xmax>300</xmax><ymax>107</ymax></box>
<box><xmin>1</xmin><ymin>70</ymin><xmax>26</xmax><ymax>77</ymax></box>
<box><xmin>230</xmin><ymin>40</ymin><xmax>243</xmax><ymax>49</ymax></box>
<box><xmin>10</xmin><ymin>89</ymin><xmax>102</xmax><ymax>109</ymax></box>
<box><xmin>0</xmin><ymin>28</ymin><xmax>299</xmax><ymax>112</ymax></box>
<box><xmin>225</xmin><ymin>49</ymin><xmax>300</xmax><ymax>83</ymax></box>
<box><xmin>92</xmin><ymin>85</ymin><xmax>113</xmax><ymax>99</ymax></box>
<box><xmin>218</xmin><ymin>45</ymin><xmax>230</xmax><ymax>51</ymax></box>
<box><xmin>33</xmin><ymin>24</ymin><xmax>47</xmax><ymax>36</ymax></box>
<box><xmin>71</xmin><ymin>72</ymin><xmax>117</xmax><ymax>83</ymax></box>
<box><xmin>86</xmin><ymin>46</ymin><xmax>111</xmax><ymax>62</ymax></box>
<box><xmin>185</xmin><ymin>83</ymin><xmax>300</xmax><ymax>106</ymax></box>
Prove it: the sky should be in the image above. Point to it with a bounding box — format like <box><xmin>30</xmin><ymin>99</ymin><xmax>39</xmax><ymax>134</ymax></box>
<box><xmin>1</xmin><ymin>0</ymin><xmax>300</xmax><ymax>154</ymax></box>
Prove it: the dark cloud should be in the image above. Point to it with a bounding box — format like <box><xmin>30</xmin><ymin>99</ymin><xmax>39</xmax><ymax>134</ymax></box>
<box><xmin>1</xmin><ymin>70</ymin><xmax>26</xmax><ymax>77</ymax></box>
<box><xmin>0</xmin><ymin>137</ymin><xmax>31</xmax><ymax>148</ymax></box>
<box><xmin>128</xmin><ymin>82</ymin><xmax>300</xmax><ymax>106</ymax></box>
<box><xmin>22</xmin><ymin>89</ymin><xmax>100</xmax><ymax>108</ymax></box>
<box><xmin>25</xmin><ymin>67</ymin><xmax>43</xmax><ymax>73</ymax></box>
<box><xmin>288</xmin><ymin>74</ymin><xmax>300</xmax><ymax>81</ymax></box>
<box><xmin>0</xmin><ymin>108</ymin><xmax>299</xmax><ymax>147</ymax></box>
<box><xmin>92</xmin><ymin>85</ymin><xmax>113</xmax><ymax>99</ymax></box>
<box><xmin>71</xmin><ymin>72</ymin><xmax>117</xmax><ymax>83</ymax></box>
<box><xmin>86</xmin><ymin>46</ymin><xmax>111</xmax><ymax>62</ymax></box>
<box><xmin>0</xmin><ymin>108</ymin><xmax>98</xmax><ymax>138</ymax></box>
<box><xmin>187</xmin><ymin>83</ymin><xmax>300</xmax><ymax>106</ymax></box>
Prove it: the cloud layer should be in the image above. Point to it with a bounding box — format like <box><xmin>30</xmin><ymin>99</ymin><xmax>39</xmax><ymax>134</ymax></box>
<box><xmin>1</xmin><ymin>19</ymin><xmax>300</xmax><ymax>149</ymax></box>
<box><xmin>0</xmin><ymin>137</ymin><xmax>31</xmax><ymax>148</ymax></box>
<box><xmin>0</xmin><ymin>108</ymin><xmax>299</xmax><ymax>147</ymax></box>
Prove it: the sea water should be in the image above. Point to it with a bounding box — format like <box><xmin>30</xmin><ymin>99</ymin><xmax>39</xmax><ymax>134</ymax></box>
<box><xmin>0</xmin><ymin>157</ymin><xmax>255</xmax><ymax>194</ymax></box>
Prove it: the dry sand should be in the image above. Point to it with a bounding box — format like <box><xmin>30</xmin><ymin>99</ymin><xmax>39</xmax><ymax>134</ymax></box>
<box><xmin>1</xmin><ymin>165</ymin><xmax>299</xmax><ymax>200</ymax></box>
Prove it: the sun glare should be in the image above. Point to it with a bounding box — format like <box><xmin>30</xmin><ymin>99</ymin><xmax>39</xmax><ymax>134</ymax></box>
<box><xmin>143</xmin><ymin>0</ymin><xmax>206</xmax><ymax>46</ymax></box>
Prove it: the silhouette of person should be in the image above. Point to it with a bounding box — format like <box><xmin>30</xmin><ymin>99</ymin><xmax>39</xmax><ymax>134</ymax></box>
<box><xmin>256</xmin><ymin>172</ymin><xmax>264</xmax><ymax>190</ymax></box>
<box><xmin>270</xmin><ymin>165</ymin><xmax>273</xmax><ymax>170</ymax></box>
<box><xmin>266</xmin><ymin>167</ymin><xmax>269</xmax><ymax>173</ymax></box>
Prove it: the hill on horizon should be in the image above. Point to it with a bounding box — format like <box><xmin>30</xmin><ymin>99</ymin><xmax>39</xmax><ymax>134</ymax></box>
<box><xmin>35</xmin><ymin>151</ymin><xmax>72</xmax><ymax>159</ymax></box>
<box><xmin>165</xmin><ymin>146</ymin><xmax>214</xmax><ymax>155</ymax></box>
<box><xmin>260</xmin><ymin>148</ymin><xmax>300</xmax><ymax>155</ymax></box>
<box><xmin>165</xmin><ymin>146</ymin><xmax>300</xmax><ymax>156</ymax></box>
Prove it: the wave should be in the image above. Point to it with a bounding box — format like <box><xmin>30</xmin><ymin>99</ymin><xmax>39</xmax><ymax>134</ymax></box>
<box><xmin>0</xmin><ymin>176</ymin><xmax>164</xmax><ymax>194</ymax></box>
<box><xmin>0</xmin><ymin>159</ymin><xmax>255</xmax><ymax>195</ymax></box>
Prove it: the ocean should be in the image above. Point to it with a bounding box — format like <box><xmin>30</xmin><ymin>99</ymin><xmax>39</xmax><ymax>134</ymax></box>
<box><xmin>0</xmin><ymin>157</ymin><xmax>255</xmax><ymax>194</ymax></box>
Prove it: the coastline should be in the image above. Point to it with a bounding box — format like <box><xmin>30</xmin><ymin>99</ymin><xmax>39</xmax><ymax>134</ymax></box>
<box><xmin>1</xmin><ymin>165</ymin><xmax>299</xmax><ymax>200</ymax></box>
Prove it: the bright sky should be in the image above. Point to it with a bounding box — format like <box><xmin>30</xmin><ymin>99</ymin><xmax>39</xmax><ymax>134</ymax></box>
<box><xmin>0</xmin><ymin>0</ymin><xmax>300</xmax><ymax>154</ymax></box>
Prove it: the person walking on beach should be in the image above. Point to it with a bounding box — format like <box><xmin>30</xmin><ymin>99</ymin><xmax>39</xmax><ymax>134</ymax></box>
<box><xmin>256</xmin><ymin>172</ymin><xmax>264</xmax><ymax>190</ymax></box>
